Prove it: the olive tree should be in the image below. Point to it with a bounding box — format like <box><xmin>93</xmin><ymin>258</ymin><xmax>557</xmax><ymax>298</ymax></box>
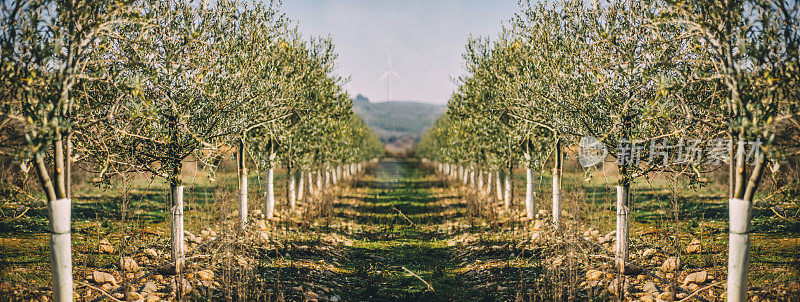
<box><xmin>1</xmin><ymin>1</ymin><xmax>132</xmax><ymax>300</ymax></box>
<box><xmin>666</xmin><ymin>1</ymin><xmax>800</xmax><ymax>300</ymax></box>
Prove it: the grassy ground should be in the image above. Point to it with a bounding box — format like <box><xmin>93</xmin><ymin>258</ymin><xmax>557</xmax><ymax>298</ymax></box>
<box><xmin>1</xmin><ymin>158</ymin><xmax>798</xmax><ymax>301</ymax></box>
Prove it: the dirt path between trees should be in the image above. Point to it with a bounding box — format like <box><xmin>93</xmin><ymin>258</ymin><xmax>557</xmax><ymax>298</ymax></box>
<box><xmin>331</xmin><ymin>159</ymin><xmax>470</xmax><ymax>301</ymax></box>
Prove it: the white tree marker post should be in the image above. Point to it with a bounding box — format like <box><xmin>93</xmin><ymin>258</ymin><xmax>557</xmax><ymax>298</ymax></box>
<box><xmin>325</xmin><ymin>168</ymin><xmax>331</xmax><ymax>187</ymax></box>
<box><xmin>316</xmin><ymin>169</ymin><xmax>323</xmax><ymax>192</ymax></box>
<box><xmin>239</xmin><ymin>168</ymin><xmax>248</xmax><ymax>230</ymax></box>
<box><xmin>265</xmin><ymin>160</ymin><xmax>275</xmax><ymax>220</ymax></box>
<box><xmin>238</xmin><ymin>143</ymin><xmax>248</xmax><ymax>230</ymax></box>
<box><xmin>495</xmin><ymin>170</ymin><xmax>502</xmax><ymax>202</ymax></box>
<box><xmin>289</xmin><ymin>170</ymin><xmax>297</xmax><ymax>211</ymax></box>
<box><xmin>483</xmin><ymin>170</ymin><xmax>494</xmax><ymax>197</ymax></box>
<box><xmin>552</xmin><ymin>140</ymin><xmax>563</xmax><ymax>231</ymax></box>
<box><xmin>552</xmin><ymin>167</ymin><xmax>561</xmax><ymax>230</ymax></box>
<box><xmin>504</xmin><ymin>171</ymin><xmax>512</xmax><ymax>211</ymax></box>
<box><xmin>297</xmin><ymin>169</ymin><xmax>305</xmax><ymax>201</ymax></box>
<box><xmin>728</xmin><ymin>197</ymin><xmax>752</xmax><ymax>302</ymax></box>
<box><xmin>49</xmin><ymin>198</ymin><xmax>72</xmax><ymax>302</ymax></box>
<box><xmin>171</xmin><ymin>185</ymin><xmax>185</xmax><ymax>272</ymax></box>
<box><xmin>308</xmin><ymin>170</ymin><xmax>315</xmax><ymax>196</ymax></box>
<box><xmin>469</xmin><ymin>168</ymin><xmax>476</xmax><ymax>187</ymax></box>
<box><xmin>525</xmin><ymin>166</ymin><xmax>535</xmax><ymax>220</ymax></box>
<box><xmin>615</xmin><ymin>185</ymin><xmax>630</xmax><ymax>273</ymax></box>
<box><xmin>477</xmin><ymin>169</ymin><xmax>484</xmax><ymax>192</ymax></box>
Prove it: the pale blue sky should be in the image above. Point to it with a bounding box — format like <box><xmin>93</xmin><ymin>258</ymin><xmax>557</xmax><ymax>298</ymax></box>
<box><xmin>281</xmin><ymin>0</ymin><xmax>520</xmax><ymax>104</ymax></box>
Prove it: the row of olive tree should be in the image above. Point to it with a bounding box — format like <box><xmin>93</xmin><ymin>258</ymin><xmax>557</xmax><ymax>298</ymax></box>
<box><xmin>1</xmin><ymin>0</ymin><xmax>382</xmax><ymax>300</ymax></box>
<box><xmin>418</xmin><ymin>0</ymin><xmax>798</xmax><ymax>300</ymax></box>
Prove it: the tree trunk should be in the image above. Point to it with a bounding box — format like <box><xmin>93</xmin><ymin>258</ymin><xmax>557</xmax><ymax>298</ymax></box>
<box><xmin>553</xmin><ymin>140</ymin><xmax>563</xmax><ymax>231</ymax></box>
<box><xmin>49</xmin><ymin>197</ymin><xmax>73</xmax><ymax>302</ymax></box>
<box><xmin>615</xmin><ymin>185</ymin><xmax>630</xmax><ymax>273</ymax></box>
<box><xmin>54</xmin><ymin>135</ymin><xmax>67</xmax><ymax>199</ymax></box>
<box><xmin>238</xmin><ymin>142</ymin><xmax>247</xmax><ymax>230</ymax></box>
<box><xmin>65</xmin><ymin>133</ymin><xmax>72</xmax><ymax>198</ymax></box>
<box><xmin>728</xmin><ymin>133</ymin><xmax>735</xmax><ymax>198</ymax></box>
<box><xmin>170</xmin><ymin>184</ymin><xmax>185</xmax><ymax>272</ymax></box>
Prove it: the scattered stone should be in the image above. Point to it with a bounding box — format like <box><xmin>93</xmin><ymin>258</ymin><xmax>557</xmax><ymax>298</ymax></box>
<box><xmin>140</xmin><ymin>281</ymin><xmax>158</xmax><ymax>294</ymax></box>
<box><xmin>683</xmin><ymin>271</ymin><xmax>709</xmax><ymax>285</ymax></box>
<box><xmin>143</xmin><ymin>248</ymin><xmax>158</xmax><ymax>260</ymax></box>
<box><xmin>126</xmin><ymin>291</ymin><xmax>143</xmax><ymax>301</ymax></box>
<box><xmin>200</xmin><ymin>230</ymin><xmax>209</xmax><ymax>237</ymax></box>
<box><xmin>687</xmin><ymin>283</ymin><xmax>700</xmax><ymax>292</ymax></box>
<box><xmin>91</xmin><ymin>271</ymin><xmax>117</xmax><ymax>285</ymax></box>
<box><xmin>642</xmin><ymin>281</ymin><xmax>660</xmax><ymax>293</ymax></box>
<box><xmin>98</xmin><ymin>239</ymin><xmax>115</xmax><ymax>254</ymax></box>
<box><xmin>145</xmin><ymin>294</ymin><xmax>161</xmax><ymax>302</ymax></box>
<box><xmin>607</xmin><ymin>278</ymin><xmax>631</xmax><ymax>295</ymax></box>
<box><xmin>184</xmin><ymin>231</ymin><xmax>202</xmax><ymax>244</ymax></box>
<box><xmin>167</xmin><ymin>279</ymin><xmax>192</xmax><ymax>294</ymax></box>
<box><xmin>642</xmin><ymin>248</ymin><xmax>657</xmax><ymax>259</ymax></box>
<box><xmin>196</xmin><ymin>270</ymin><xmax>214</xmax><ymax>281</ymax></box>
<box><xmin>586</xmin><ymin>270</ymin><xmax>604</xmax><ymax>281</ymax></box>
<box><xmin>120</xmin><ymin>257</ymin><xmax>140</xmax><ymax>272</ymax></box>
<box><xmin>330</xmin><ymin>295</ymin><xmax>340</xmax><ymax>302</ymax></box>
<box><xmin>533</xmin><ymin>220</ymin><xmax>544</xmax><ymax>230</ymax></box>
<box><xmin>256</xmin><ymin>220</ymin><xmax>267</xmax><ymax>230</ymax></box>
<box><xmin>101</xmin><ymin>283</ymin><xmax>114</xmax><ymax>293</ymax></box>
<box><xmin>660</xmin><ymin>257</ymin><xmax>681</xmax><ymax>272</ymax></box>
<box><xmin>685</xmin><ymin>238</ymin><xmax>702</xmax><ymax>254</ymax></box>
<box><xmin>658</xmin><ymin>291</ymin><xmax>675</xmax><ymax>302</ymax></box>
<box><xmin>640</xmin><ymin>294</ymin><xmax>656</xmax><ymax>302</ymax></box>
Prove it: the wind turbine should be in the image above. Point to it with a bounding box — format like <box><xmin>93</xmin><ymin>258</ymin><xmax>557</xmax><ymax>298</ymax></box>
<box><xmin>379</xmin><ymin>51</ymin><xmax>403</xmax><ymax>102</ymax></box>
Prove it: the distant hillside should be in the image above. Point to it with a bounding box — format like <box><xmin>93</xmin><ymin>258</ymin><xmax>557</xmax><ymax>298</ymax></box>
<box><xmin>352</xmin><ymin>94</ymin><xmax>446</xmax><ymax>152</ymax></box>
